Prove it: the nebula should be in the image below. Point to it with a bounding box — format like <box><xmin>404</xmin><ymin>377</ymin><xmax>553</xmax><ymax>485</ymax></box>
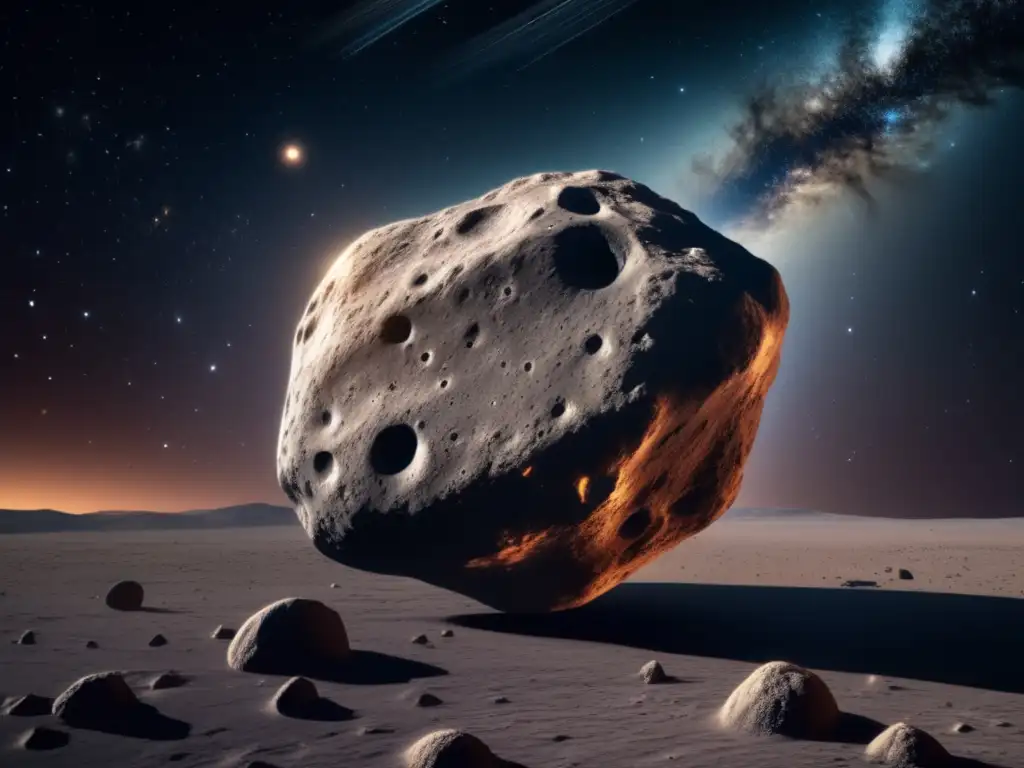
<box><xmin>698</xmin><ymin>0</ymin><xmax>1024</xmax><ymax>230</ymax></box>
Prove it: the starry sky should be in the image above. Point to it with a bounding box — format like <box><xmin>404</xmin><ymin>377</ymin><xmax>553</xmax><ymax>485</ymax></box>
<box><xmin>2</xmin><ymin>0</ymin><xmax>1022</xmax><ymax>516</ymax></box>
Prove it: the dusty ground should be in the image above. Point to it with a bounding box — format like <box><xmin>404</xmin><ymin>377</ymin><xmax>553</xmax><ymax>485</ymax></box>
<box><xmin>1</xmin><ymin>514</ymin><xmax>1023</xmax><ymax>767</ymax></box>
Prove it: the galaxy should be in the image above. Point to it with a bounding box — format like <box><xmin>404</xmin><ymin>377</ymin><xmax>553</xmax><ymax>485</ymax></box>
<box><xmin>699</xmin><ymin>0</ymin><xmax>1024</xmax><ymax>230</ymax></box>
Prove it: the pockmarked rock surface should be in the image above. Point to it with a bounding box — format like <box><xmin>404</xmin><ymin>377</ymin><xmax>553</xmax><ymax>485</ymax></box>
<box><xmin>718</xmin><ymin>661</ymin><xmax>840</xmax><ymax>740</ymax></box>
<box><xmin>227</xmin><ymin>597</ymin><xmax>350</xmax><ymax>675</ymax></box>
<box><xmin>405</xmin><ymin>728</ymin><xmax>512</xmax><ymax>768</ymax></box>
<box><xmin>864</xmin><ymin>722</ymin><xmax>952</xmax><ymax>767</ymax></box>
<box><xmin>278</xmin><ymin>170</ymin><xmax>789</xmax><ymax>611</ymax></box>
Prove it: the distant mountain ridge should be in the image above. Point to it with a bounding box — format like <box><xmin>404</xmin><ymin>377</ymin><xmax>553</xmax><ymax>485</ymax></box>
<box><xmin>0</xmin><ymin>503</ymin><xmax>297</xmax><ymax>534</ymax></box>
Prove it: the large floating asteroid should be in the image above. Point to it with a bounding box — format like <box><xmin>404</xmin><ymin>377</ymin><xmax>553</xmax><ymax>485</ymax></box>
<box><xmin>278</xmin><ymin>170</ymin><xmax>789</xmax><ymax>612</ymax></box>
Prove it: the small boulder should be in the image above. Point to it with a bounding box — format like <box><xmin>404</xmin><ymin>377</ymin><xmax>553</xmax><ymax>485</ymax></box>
<box><xmin>212</xmin><ymin>625</ymin><xmax>236</xmax><ymax>640</ymax></box>
<box><xmin>639</xmin><ymin>660</ymin><xmax>667</xmax><ymax>684</ymax></box>
<box><xmin>951</xmin><ymin>722</ymin><xmax>974</xmax><ymax>734</ymax></box>
<box><xmin>330</xmin><ymin>583</ymin><xmax>340</xmax><ymax>589</ymax></box>
<box><xmin>405</xmin><ymin>729</ymin><xmax>505</xmax><ymax>768</ymax></box>
<box><xmin>898</xmin><ymin>569</ymin><xmax>914</xmax><ymax>581</ymax></box>
<box><xmin>718</xmin><ymin>661</ymin><xmax>839</xmax><ymax>739</ymax></box>
<box><xmin>2</xmin><ymin>694</ymin><xmax>54</xmax><ymax>716</ymax></box>
<box><xmin>16</xmin><ymin>630</ymin><xmax>35</xmax><ymax>645</ymax></box>
<box><xmin>17</xmin><ymin>726</ymin><xmax>69</xmax><ymax>751</ymax></box>
<box><xmin>149</xmin><ymin>633</ymin><xmax>168</xmax><ymax>647</ymax></box>
<box><xmin>492</xmin><ymin>695</ymin><xmax>510</xmax><ymax>704</ymax></box>
<box><xmin>85</xmin><ymin>640</ymin><xmax>99</xmax><ymax>649</ymax></box>
<box><xmin>271</xmin><ymin>676</ymin><xmax>319</xmax><ymax>717</ymax></box>
<box><xmin>105</xmin><ymin>580</ymin><xmax>144</xmax><ymax>611</ymax></box>
<box><xmin>412</xmin><ymin>634</ymin><xmax>430</xmax><ymax>645</ymax></box>
<box><xmin>52</xmin><ymin>672</ymin><xmax>140</xmax><ymax>725</ymax></box>
<box><xmin>440</xmin><ymin>629</ymin><xmax>454</xmax><ymax>638</ymax></box>
<box><xmin>227</xmin><ymin>598</ymin><xmax>350</xmax><ymax>675</ymax></box>
<box><xmin>151</xmin><ymin>672</ymin><xmax>189</xmax><ymax>690</ymax></box>
<box><xmin>415</xmin><ymin>692</ymin><xmax>443</xmax><ymax>708</ymax></box>
<box><xmin>865</xmin><ymin>722</ymin><xmax>951</xmax><ymax>767</ymax></box>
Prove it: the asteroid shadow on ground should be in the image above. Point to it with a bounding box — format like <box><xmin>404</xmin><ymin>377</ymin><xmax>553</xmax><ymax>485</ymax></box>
<box><xmin>281</xmin><ymin>697</ymin><xmax>356</xmax><ymax>722</ymax></box>
<box><xmin>135</xmin><ymin>606</ymin><xmax>185</xmax><ymax>614</ymax></box>
<box><xmin>448</xmin><ymin>583</ymin><xmax>1024</xmax><ymax>694</ymax></box>
<box><xmin>62</xmin><ymin>702</ymin><xmax>190</xmax><ymax>740</ymax></box>
<box><xmin>244</xmin><ymin>650</ymin><xmax>447</xmax><ymax>685</ymax></box>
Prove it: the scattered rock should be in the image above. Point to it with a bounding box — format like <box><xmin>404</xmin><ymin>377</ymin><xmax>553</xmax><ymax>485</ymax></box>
<box><xmin>898</xmin><ymin>569</ymin><xmax>914</xmax><ymax>581</ymax></box>
<box><xmin>151</xmin><ymin>672</ymin><xmax>188</xmax><ymax>690</ymax></box>
<box><xmin>149</xmin><ymin>633</ymin><xmax>169</xmax><ymax>647</ymax></box>
<box><xmin>415</xmin><ymin>692</ymin><xmax>443</xmax><ymax>708</ymax></box>
<box><xmin>718</xmin><ymin>661</ymin><xmax>839</xmax><ymax>739</ymax></box>
<box><xmin>552</xmin><ymin>734</ymin><xmax>572</xmax><ymax>742</ymax></box>
<box><xmin>405</xmin><ymin>729</ymin><xmax>507</xmax><ymax>768</ymax></box>
<box><xmin>211</xmin><ymin>625</ymin><xmax>236</xmax><ymax>640</ymax></box>
<box><xmin>994</xmin><ymin>720</ymin><xmax>1012</xmax><ymax>728</ymax></box>
<box><xmin>492</xmin><ymin>695</ymin><xmax>510</xmax><ymax>704</ymax></box>
<box><xmin>412</xmin><ymin>634</ymin><xmax>430</xmax><ymax>645</ymax></box>
<box><xmin>227</xmin><ymin>597</ymin><xmax>350</xmax><ymax>675</ymax></box>
<box><xmin>277</xmin><ymin>169</ymin><xmax>789</xmax><ymax>612</ymax></box>
<box><xmin>440</xmin><ymin>629</ymin><xmax>454</xmax><ymax>638</ymax></box>
<box><xmin>105</xmin><ymin>580</ymin><xmax>144</xmax><ymax>611</ymax></box>
<box><xmin>17</xmin><ymin>726</ymin><xmax>69</xmax><ymax>750</ymax></box>
<box><xmin>2</xmin><ymin>694</ymin><xmax>54</xmax><ymax>716</ymax></box>
<box><xmin>272</xmin><ymin>677</ymin><xmax>319</xmax><ymax>717</ymax></box>
<box><xmin>841</xmin><ymin>579</ymin><xmax>879</xmax><ymax>588</ymax></box>
<box><xmin>884</xmin><ymin>566</ymin><xmax>893</xmax><ymax>573</ymax></box>
<box><xmin>16</xmin><ymin>630</ymin><xmax>35</xmax><ymax>645</ymax></box>
<box><xmin>865</xmin><ymin>722</ymin><xmax>950</xmax><ymax>767</ymax></box>
<box><xmin>85</xmin><ymin>640</ymin><xmax>99</xmax><ymax>649</ymax></box>
<box><xmin>330</xmin><ymin>583</ymin><xmax>340</xmax><ymax>589</ymax></box>
<box><xmin>52</xmin><ymin>671</ymin><xmax>140</xmax><ymax>723</ymax></box>
<box><xmin>951</xmin><ymin>722</ymin><xmax>974</xmax><ymax>734</ymax></box>
<box><xmin>639</xmin><ymin>660</ymin><xmax>668</xmax><ymax>684</ymax></box>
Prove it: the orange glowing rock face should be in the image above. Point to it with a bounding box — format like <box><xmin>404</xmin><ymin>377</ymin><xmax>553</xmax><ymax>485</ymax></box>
<box><xmin>280</xmin><ymin>170</ymin><xmax>789</xmax><ymax>613</ymax></box>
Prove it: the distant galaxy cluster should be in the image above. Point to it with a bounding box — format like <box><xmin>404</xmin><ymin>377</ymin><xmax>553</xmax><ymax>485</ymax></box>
<box><xmin>700</xmin><ymin>0</ymin><xmax>1024</xmax><ymax>230</ymax></box>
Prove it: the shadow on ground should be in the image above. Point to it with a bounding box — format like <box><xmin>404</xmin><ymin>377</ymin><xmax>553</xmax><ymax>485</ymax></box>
<box><xmin>448</xmin><ymin>583</ymin><xmax>1024</xmax><ymax>694</ymax></box>
<box><xmin>63</xmin><ymin>702</ymin><xmax>190</xmax><ymax>740</ymax></box>
<box><xmin>241</xmin><ymin>650</ymin><xmax>447</xmax><ymax>685</ymax></box>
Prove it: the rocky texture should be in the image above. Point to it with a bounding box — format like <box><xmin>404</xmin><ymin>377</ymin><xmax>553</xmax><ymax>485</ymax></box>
<box><xmin>405</xmin><ymin>728</ymin><xmax>511</xmax><ymax>768</ymax></box>
<box><xmin>105</xmin><ymin>579</ymin><xmax>144</xmax><ymax>611</ymax></box>
<box><xmin>212</xmin><ymin>625</ymin><xmax>236</xmax><ymax>640</ymax></box>
<box><xmin>277</xmin><ymin>170</ymin><xmax>788</xmax><ymax>612</ymax></box>
<box><xmin>17</xmin><ymin>726</ymin><xmax>69</xmax><ymax>750</ymax></box>
<box><xmin>639</xmin><ymin>660</ymin><xmax>667</xmax><ymax>684</ymax></box>
<box><xmin>865</xmin><ymin>722</ymin><xmax>952</xmax><ymax>767</ymax></box>
<box><xmin>227</xmin><ymin>597</ymin><xmax>350</xmax><ymax>675</ymax></box>
<box><xmin>52</xmin><ymin>671</ymin><xmax>140</xmax><ymax>723</ymax></box>
<box><xmin>2</xmin><ymin>693</ymin><xmax>54</xmax><ymax>716</ymax></box>
<box><xmin>718</xmin><ymin>661</ymin><xmax>839</xmax><ymax>739</ymax></box>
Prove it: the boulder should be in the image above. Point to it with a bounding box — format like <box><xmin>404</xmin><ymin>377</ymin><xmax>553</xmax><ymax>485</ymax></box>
<box><xmin>718</xmin><ymin>661</ymin><xmax>839</xmax><ymax>739</ymax></box>
<box><xmin>227</xmin><ymin>597</ymin><xmax>350</xmax><ymax>675</ymax></box>
<box><xmin>212</xmin><ymin>625</ymin><xmax>236</xmax><ymax>640</ymax></box>
<box><xmin>865</xmin><ymin>722</ymin><xmax>952</xmax><ymax>767</ymax></box>
<box><xmin>151</xmin><ymin>672</ymin><xmax>188</xmax><ymax>690</ymax></box>
<box><xmin>271</xmin><ymin>676</ymin><xmax>319</xmax><ymax>717</ymax></box>
<box><xmin>639</xmin><ymin>660</ymin><xmax>667</xmax><ymax>684</ymax></box>
<box><xmin>85</xmin><ymin>640</ymin><xmax>99</xmax><ymax>649</ymax></box>
<box><xmin>898</xmin><ymin>569</ymin><xmax>914</xmax><ymax>580</ymax></box>
<box><xmin>405</xmin><ymin>729</ymin><xmax>507</xmax><ymax>768</ymax></box>
<box><xmin>16</xmin><ymin>630</ymin><xmax>35</xmax><ymax>645</ymax></box>
<box><xmin>105</xmin><ymin>580</ymin><xmax>144</xmax><ymax>611</ymax></box>
<box><xmin>415</xmin><ymin>692</ymin><xmax>443</xmax><ymax>708</ymax></box>
<box><xmin>2</xmin><ymin>693</ymin><xmax>54</xmax><ymax>716</ymax></box>
<box><xmin>440</xmin><ymin>629</ymin><xmax>454</xmax><ymax>638</ymax></box>
<box><xmin>277</xmin><ymin>170</ymin><xmax>788</xmax><ymax>612</ymax></box>
<box><xmin>52</xmin><ymin>672</ymin><xmax>140</xmax><ymax>725</ymax></box>
<box><xmin>149</xmin><ymin>633</ymin><xmax>168</xmax><ymax>647</ymax></box>
<box><xmin>412</xmin><ymin>634</ymin><xmax>429</xmax><ymax>645</ymax></box>
<box><xmin>17</xmin><ymin>726</ymin><xmax>69</xmax><ymax>750</ymax></box>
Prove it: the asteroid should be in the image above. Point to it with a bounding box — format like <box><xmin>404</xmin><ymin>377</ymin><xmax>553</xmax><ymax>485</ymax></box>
<box><xmin>718</xmin><ymin>661</ymin><xmax>839</xmax><ymax>739</ymax></box>
<box><xmin>105</xmin><ymin>580</ymin><xmax>144</xmax><ymax>611</ymax></box>
<box><xmin>865</xmin><ymin>722</ymin><xmax>951</xmax><ymax>767</ymax></box>
<box><xmin>277</xmin><ymin>170</ymin><xmax>788</xmax><ymax>612</ymax></box>
<box><xmin>405</xmin><ymin>728</ymin><xmax>517</xmax><ymax>768</ymax></box>
<box><xmin>227</xmin><ymin>597</ymin><xmax>350</xmax><ymax>675</ymax></box>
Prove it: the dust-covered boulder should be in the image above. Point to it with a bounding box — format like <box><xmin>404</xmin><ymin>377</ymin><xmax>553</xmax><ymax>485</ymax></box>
<box><xmin>639</xmin><ymin>660</ymin><xmax>667</xmax><ymax>684</ymax></box>
<box><xmin>718</xmin><ymin>661</ymin><xmax>839</xmax><ymax>739</ymax></box>
<box><xmin>865</xmin><ymin>723</ymin><xmax>952</xmax><ymax>767</ymax></box>
<box><xmin>52</xmin><ymin>672</ymin><xmax>140</xmax><ymax>724</ymax></box>
<box><xmin>150</xmin><ymin>672</ymin><xmax>188</xmax><ymax>690</ymax></box>
<box><xmin>271</xmin><ymin>676</ymin><xmax>318</xmax><ymax>717</ymax></box>
<box><xmin>277</xmin><ymin>170</ymin><xmax>789</xmax><ymax>612</ymax></box>
<box><xmin>105</xmin><ymin>580</ymin><xmax>144</xmax><ymax>611</ymax></box>
<box><xmin>2</xmin><ymin>694</ymin><xmax>54</xmax><ymax>716</ymax></box>
<box><xmin>405</xmin><ymin>728</ymin><xmax>512</xmax><ymax>768</ymax></box>
<box><xmin>227</xmin><ymin>597</ymin><xmax>350</xmax><ymax>675</ymax></box>
<box><xmin>212</xmin><ymin>625</ymin><xmax>236</xmax><ymax>640</ymax></box>
<box><xmin>17</xmin><ymin>726</ymin><xmax>69</xmax><ymax>750</ymax></box>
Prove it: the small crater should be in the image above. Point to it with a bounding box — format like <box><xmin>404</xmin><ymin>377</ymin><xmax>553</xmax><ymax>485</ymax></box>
<box><xmin>550</xmin><ymin>401</ymin><xmax>566</xmax><ymax>419</ymax></box>
<box><xmin>557</xmin><ymin>186</ymin><xmax>601</xmax><ymax>215</ymax></box>
<box><xmin>369</xmin><ymin>425</ymin><xmax>418</xmax><ymax>475</ymax></box>
<box><xmin>455</xmin><ymin>205</ymin><xmax>503</xmax><ymax>235</ymax></box>
<box><xmin>412</xmin><ymin>273</ymin><xmax>428</xmax><ymax>287</ymax></box>
<box><xmin>618</xmin><ymin>508</ymin><xmax>651</xmax><ymax>539</ymax></box>
<box><xmin>503</xmin><ymin>286</ymin><xmax>513</xmax><ymax>297</ymax></box>
<box><xmin>320</xmin><ymin>410</ymin><xmax>332</xmax><ymax>426</ymax></box>
<box><xmin>420</xmin><ymin>351</ymin><xmax>431</xmax><ymax>363</ymax></box>
<box><xmin>417</xmin><ymin>420</ymin><xmax>427</xmax><ymax>429</ymax></box>
<box><xmin>313</xmin><ymin>452</ymin><xmax>333</xmax><ymax>474</ymax></box>
<box><xmin>306</xmin><ymin>298</ymin><xmax>318</xmax><ymax>315</ymax></box>
<box><xmin>529</xmin><ymin>207</ymin><xmax>545</xmax><ymax>220</ymax></box>
<box><xmin>552</xmin><ymin>225</ymin><xmax>623</xmax><ymax>290</ymax></box>
<box><xmin>380</xmin><ymin>315</ymin><xmax>412</xmax><ymax>344</ymax></box>
<box><xmin>455</xmin><ymin>287</ymin><xmax>471</xmax><ymax>305</ymax></box>
<box><xmin>464</xmin><ymin>323</ymin><xmax>480</xmax><ymax>348</ymax></box>
<box><xmin>523</xmin><ymin>362</ymin><xmax>533</xmax><ymax>373</ymax></box>
<box><xmin>440</xmin><ymin>379</ymin><xmax>449</xmax><ymax>389</ymax></box>
<box><xmin>302</xmin><ymin>319</ymin><xmax>317</xmax><ymax>343</ymax></box>
<box><xmin>433</xmin><ymin>228</ymin><xmax>443</xmax><ymax>240</ymax></box>
<box><xmin>449</xmin><ymin>432</ymin><xmax>458</xmax><ymax>442</ymax></box>
<box><xmin>584</xmin><ymin>334</ymin><xmax>603</xmax><ymax>355</ymax></box>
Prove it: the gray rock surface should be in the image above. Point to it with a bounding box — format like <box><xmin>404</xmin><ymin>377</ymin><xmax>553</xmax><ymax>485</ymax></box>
<box><xmin>718</xmin><ymin>660</ymin><xmax>839</xmax><ymax>739</ymax></box>
<box><xmin>278</xmin><ymin>170</ymin><xmax>789</xmax><ymax>611</ymax></box>
<box><xmin>52</xmin><ymin>671</ymin><xmax>139</xmax><ymax>724</ymax></box>
<box><xmin>404</xmin><ymin>728</ymin><xmax>508</xmax><ymax>768</ymax></box>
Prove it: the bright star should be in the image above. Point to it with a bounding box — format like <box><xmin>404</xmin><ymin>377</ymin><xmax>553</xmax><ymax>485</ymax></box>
<box><xmin>209</xmin><ymin>364</ymin><xmax>217</xmax><ymax>372</ymax></box>
<box><xmin>281</xmin><ymin>143</ymin><xmax>305</xmax><ymax>167</ymax></box>
<box><xmin>28</xmin><ymin>299</ymin><xmax>35</xmax><ymax>307</ymax></box>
